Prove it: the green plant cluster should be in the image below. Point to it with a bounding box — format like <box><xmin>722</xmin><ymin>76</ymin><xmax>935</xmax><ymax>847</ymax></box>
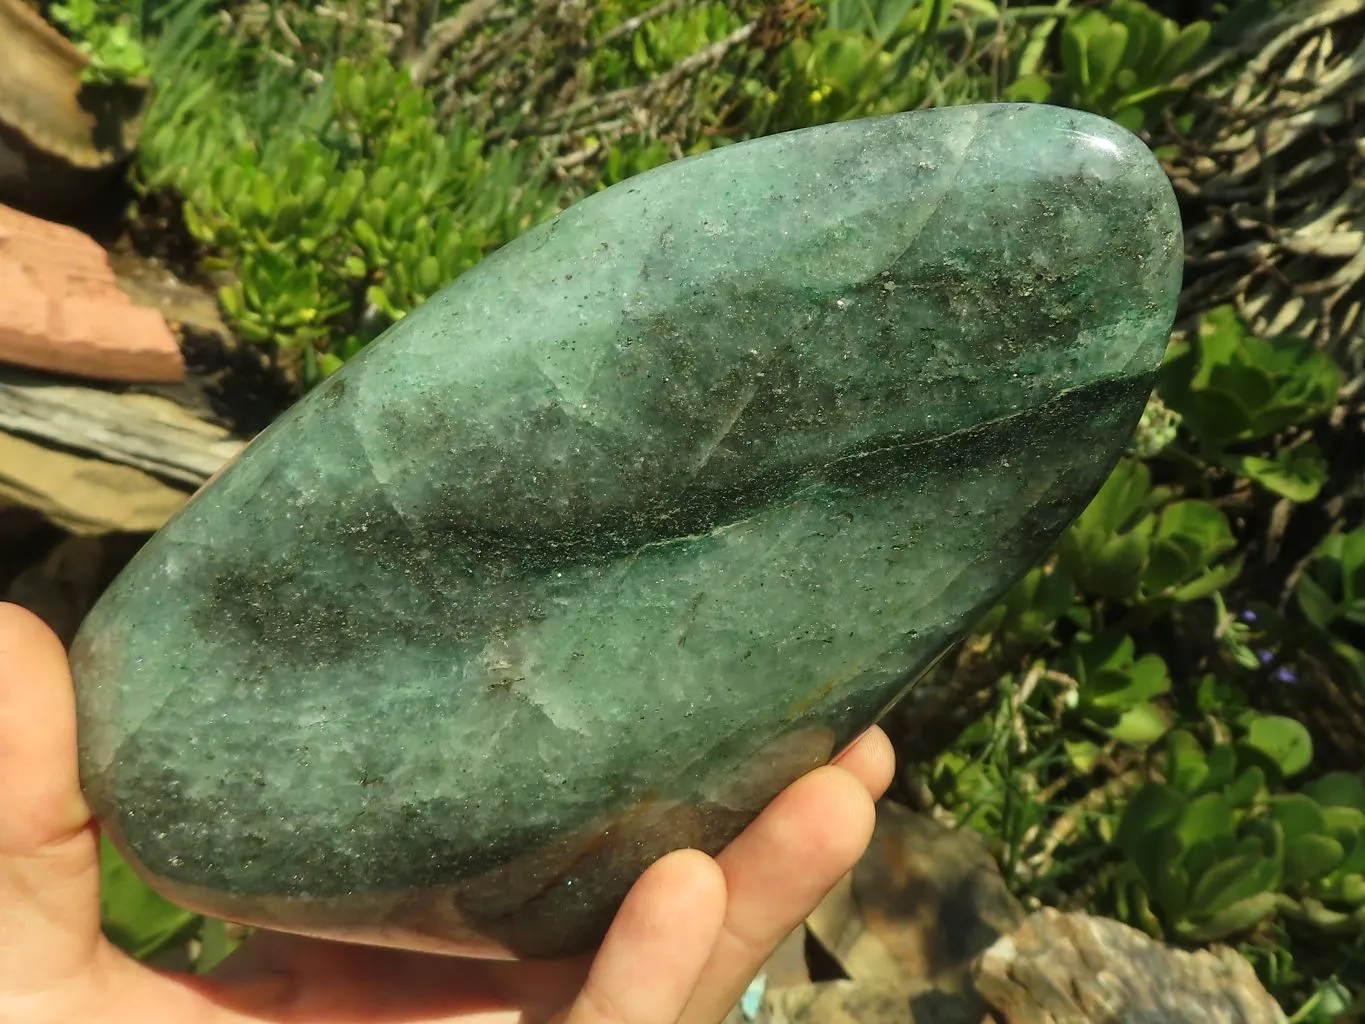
<box><xmin>587</xmin><ymin>1</ymin><xmax>751</xmax><ymax>186</ymax></box>
<box><xmin>1113</xmin><ymin>719</ymin><xmax>1365</xmax><ymax>943</ymax></box>
<box><xmin>929</xmin><ymin>301</ymin><xmax>1353</xmax><ymax>1017</ymax></box>
<box><xmin>755</xmin><ymin>0</ymin><xmax>981</xmax><ymax>128</ymax></box>
<box><xmin>1006</xmin><ymin>0</ymin><xmax>1209</xmax><ymax>131</ymax></box>
<box><xmin>1161</xmin><ymin>306</ymin><xmax>1343</xmax><ymax>502</ymax></box>
<box><xmin>49</xmin><ymin>0</ymin><xmax>151</xmax><ymax>84</ymax></box>
<box><xmin>137</xmin><ymin>47</ymin><xmax>558</xmax><ymax>382</ymax></box>
<box><xmin>118</xmin><ymin>0</ymin><xmax>1216</xmax><ymax>386</ymax></box>
<box><xmin>1295</xmin><ymin>530</ymin><xmax>1365</xmax><ymax>686</ymax></box>
<box><xmin>582</xmin><ymin>0</ymin><xmax>1211</xmax><ymax>167</ymax></box>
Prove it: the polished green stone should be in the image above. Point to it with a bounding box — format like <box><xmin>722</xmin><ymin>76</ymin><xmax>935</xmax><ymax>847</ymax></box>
<box><xmin>71</xmin><ymin>102</ymin><xmax>1182</xmax><ymax>959</ymax></box>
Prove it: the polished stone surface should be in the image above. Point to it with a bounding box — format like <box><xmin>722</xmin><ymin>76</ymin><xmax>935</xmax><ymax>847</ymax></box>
<box><xmin>71</xmin><ymin>102</ymin><xmax>1182</xmax><ymax>959</ymax></box>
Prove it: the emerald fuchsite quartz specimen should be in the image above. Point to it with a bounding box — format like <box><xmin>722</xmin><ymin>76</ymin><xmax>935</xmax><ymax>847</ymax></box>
<box><xmin>71</xmin><ymin>102</ymin><xmax>1182</xmax><ymax>959</ymax></box>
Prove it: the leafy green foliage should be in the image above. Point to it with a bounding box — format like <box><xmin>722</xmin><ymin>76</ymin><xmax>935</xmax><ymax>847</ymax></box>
<box><xmin>629</xmin><ymin>2</ymin><xmax>745</xmax><ymax>78</ymax></box>
<box><xmin>586</xmin><ymin>2</ymin><xmax>750</xmax><ymax>187</ymax></box>
<box><xmin>764</xmin><ymin>0</ymin><xmax>955</xmax><ymax>125</ymax></box>
<box><xmin>1113</xmin><ymin>724</ymin><xmax>1365</xmax><ymax>943</ymax></box>
<box><xmin>100</xmin><ymin>837</ymin><xmax>200</xmax><ymax>959</ymax></box>
<box><xmin>49</xmin><ymin>0</ymin><xmax>151</xmax><ymax>83</ymax></box>
<box><xmin>125</xmin><ymin>0</ymin><xmax>1218</xmax><ymax>386</ymax></box>
<box><xmin>1008</xmin><ymin>0</ymin><xmax>1210</xmax><ymax>130</ymax></box>
<box><xmin>101</xmin><ymin>839</ymin><xmax>247</xmax><ymax>969</ymax></box>
<box><xmin>1060</xmin><ymin>632</ymin><xmax>1172</xmax><ymax>745</ymax></box>
<box><xmin>930</xmin><ymin>297</ymin><xmax>1351</xmax><ymax>1016</ymax></box>
<box><xmin>1056</xmin><ymin>458</ymin><xmax>1241</xmax><ymax>606</ymax></box>
<box><xmin>98</xmin><ymin>835</ymin><xmax>197</xmax><ymax>961</ymax></box>
<box><xmin>1160</xmin><ymin>306</ymin><xmax>1343</xmax><ymax>501</ymax></box>
<box><xmin>1293</xmin><ymin>530</ymin><xmax>1365</xmax><ymax>685</ymax></box>
<box><xmin>139</xmin><ymin>50</ymin><xmax>559</xmax><ymax>383</ymax></box>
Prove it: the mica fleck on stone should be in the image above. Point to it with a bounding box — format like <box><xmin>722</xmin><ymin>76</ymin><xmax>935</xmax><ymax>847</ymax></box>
<box><xmin>70</xmin><ymin>103</ymin><xmax>1182</xmax><ymax>959</ymax></box>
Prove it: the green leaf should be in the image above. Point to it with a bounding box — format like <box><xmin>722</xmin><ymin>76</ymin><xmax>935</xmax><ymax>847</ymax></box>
<box><xmin>1338</xmin><ymin>875</ymin><xmax>1365</xmax><ymax>905</ymax></box>
<box><xmin>353</xmin><ymin>219</ymin><xmax>382</xmax><ymax>255</ymax></box>
<box><xmin>1189</xmin><ymin>852</ymin><xmax>1276</xmax><ymax>918</ymax></box>
<box><xmin>1296</xmin><ymin>571</ymin><xmax>1340</xmax><ymax>630</ymax></box>
<box><xmin>1153</xmin><ymin>840</ymin><xmax>1191</xmax><ymax>921</ymax></box>
<box><xmin>1233</xmin><ymin>444</ymin><xmax>1329</xmax><ymax>502</ymax></box>
<box><xmin>1108</xmin><ymin>701</ymin><xmax>1170</xmax><ymax>745</ymax></box>
<box><xmin>1303</xmin><ymin>772</ymin><xmax>1365</xmax><ymax>812</ymax></box>
<box><xmin>1115</xmin><ymin>1</ymin><xmax>1164</xmax><ymax>78</ymax></box>
<box><xmin>1225</xmin><ymin>765</ymin><xmax>1267</xmax><ymax>809</ymax></box>
<box><xmin>317</xmin><ymin>352</ymin><xmax>346</xmax><ymax>377</ymax></box>
<box><xmin>1322</xmin><ymin>806</ymin><xmax>1365</xmax><ymax>842</ymax></box>
<box><xmin>1061</xmin><ymin>12</ymin><xmax>1100</xmax><ymax>90</ymax></box>
<box><xmin>1113</xmin><ymin>103</ymin><xmax>1145</xmax><ymax>133</ymax></box>
<box><xmin>251</xmin><ymin>175</ymin><xmax>278</xmax><ymax>220</ymax></box>
<box><xmin>1116</xmin><ymin>777</ymin><xmax>1184</xmax><ymax>829</ymax></box>
<box><xmin>1091</xmin><ymin>532</ymin><xmax>1150</xmax><ymax>599</ymax></box>
<box><xmin>217</xmin><ymin>284</ymin><xmax>245</xmax><ymax>320</ymax></box>
<box><xmin>1179</xmin><ymin>890</ymin><xmax>1278</xmax><ymax>942</ymax></box>
<box><xmin>1166</xmin><ymin>558</ymin><xmax>1242</xmax><ymax>604</ymax></box>
<box><xmin>1064</xmin><ymin>737</ymin><xmax>1102</xmax><ymax>773</ymax></box>
<box><xmin>1195</xmin><ymin>307</ymin><xmax>1251</xmax><ymax>377</ymax></box>
<box><xmin>1152</xmin><ymin>20</ymin><xmax>1211</xmax><ymax>82</ymax></box>
<box><xmin>194</xmin><ymin>918</ymin><xmax>244</xmax><ymax>973</ymax></box>
<box><xmin>1175</xmin><ymin>792</ymin><xmax>1236</xmax><ymax>849</ymax></box>
<box><xmin>1165</xmin><ymin>730</ymin><xmax>1207</xmax><ymax>793</ymax></box>
<box><xmin>1085</xmin><ymin>23</ymin><xmax>1129</xmax><ymax>96</ymax></box>
<box><xmin>1073</xmin><ymin>631</ymin><xmax>1135</xmax><ymax>679</ymax></box>
<box><xmin>99</xmin><ymin>837</ymin><xmax>199</xmax><ymax>960</ymax></box>
<box><xmin>1271</xmin><ymin>794</ymin><xmax>1329</xmax><ymax>841</ymax></box>
<box><xmin>1081</xmin><ymin>459</ymin><xmax>1154</xmax><ymax>536</ymax></box>
<box><xmin>181</xmin><ymin>201</ymin><xmax>216</xmax><ymax>246</ymax></box>
<box><xmin>1127</xmin><ymin>654</ymin><xmax>1172</xmax><ymax>701</ymax></box>
<box><xmin>1185</xmin><ymin>389</ymin><xmax>1254</xmax><ymax>449</ymax></box>
<box><xmin>1245</xmin><ymin>715</ymin><xmax>1314</xmax><ymax>779</ymax></box>
<box><xmin>1200</xmin><ymin>743</ymin><xmax>1239</xmax><ymax>795</ymax></box>
<box><xmin>344</xmin><ymin>65</ymin><xmax>368</xmax><ymax>118</ymax></box>
<box><xmin>1284</xmin><ymin>834</ymin><xmax>1346</xmax><ymax>887</ymax></box>
<box><xmin>1116</xmin><ymin>781</ymin><xmax>1187</xmax><ymax>879</ymax></box>
<box><xmin>870</xmin><ymin>0</ymin><xmax>919</xmax><ymax>46</ymax></box>
<box><xmin>1004</xmin><ymin>74</ymin><xmax>1051</xmax><ymax>104</ymax></box>
<box><xmin>1156</xmin><ymin>500</ymin><xmax>1236</xmax><ymax>559</ymax></box>
<box><xmin>416</xmin><ymin>255</ymin><xmax>444</xmax><ymax>296</ymax></box>
<box><xmin>1142</xmin><ymin>500</ymin><xmax>1236</xmax><ymax>599</ymax></box>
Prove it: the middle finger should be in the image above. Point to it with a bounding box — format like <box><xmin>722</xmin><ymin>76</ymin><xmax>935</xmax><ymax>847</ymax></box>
<box><xmin>677</xmin><ymin>754</ymin><xmax>882</xmax><ymax>1024</ymax></box>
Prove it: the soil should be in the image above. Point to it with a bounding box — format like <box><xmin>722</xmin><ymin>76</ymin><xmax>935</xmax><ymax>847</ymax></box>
<box><xmin>172</xmin><ymin>326</ymin><xmax>300</xmax><ymax>437</ymax></box>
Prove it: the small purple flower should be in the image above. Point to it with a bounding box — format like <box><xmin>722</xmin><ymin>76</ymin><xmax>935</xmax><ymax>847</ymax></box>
<box><xmin>1272</xmin><ymin>665</ymin><xmax>1299</xmax><ymax>686</ymax></box>
<box><xmin>1240</xmin><ymin>609</ymin><xmax>1259</xmax><ymax>624</ymax></box>
<box><xmin>1257</xmin><ymin>648</ymin><xmax>1276</xmax><ymax>665</ymax></box>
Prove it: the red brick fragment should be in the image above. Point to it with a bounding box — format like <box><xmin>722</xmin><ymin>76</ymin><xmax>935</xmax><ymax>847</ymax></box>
<box><xmin>0</xmin><ymin>204</ymin><xmax>185</xmax><ymax>383</ymax></box>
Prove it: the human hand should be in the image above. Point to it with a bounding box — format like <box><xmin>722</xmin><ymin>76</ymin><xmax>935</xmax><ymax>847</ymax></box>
<box><xmin>0</xmin><ymin>601</ymin><xmax>893</xmax><ymax>1024</ymax></box>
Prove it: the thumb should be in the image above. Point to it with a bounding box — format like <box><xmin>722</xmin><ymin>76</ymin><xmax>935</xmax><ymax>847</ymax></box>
<box><xmin>0</xmin><ymin>602</ymin><xmax>104</xmax><ymax>994</ymax></box>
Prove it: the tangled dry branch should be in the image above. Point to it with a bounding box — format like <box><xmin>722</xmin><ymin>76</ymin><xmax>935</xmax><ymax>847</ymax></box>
<box><xmin>1165</xmin><ymin>0</ymin><xmax>1365</xmax><ymax>384</ymax></box>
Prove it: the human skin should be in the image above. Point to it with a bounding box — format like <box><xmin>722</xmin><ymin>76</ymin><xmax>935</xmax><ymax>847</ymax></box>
<box><xmin>0</xmin><ymin>601</ymin><xmax>894</xmax><ymax>1024</ymax></box>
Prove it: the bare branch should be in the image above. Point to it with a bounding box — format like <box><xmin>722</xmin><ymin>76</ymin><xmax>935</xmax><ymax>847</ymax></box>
<box><xmin>410</xmin><ymin>0</ymin><xmax>502</xmax><ymax>84</ymax></box>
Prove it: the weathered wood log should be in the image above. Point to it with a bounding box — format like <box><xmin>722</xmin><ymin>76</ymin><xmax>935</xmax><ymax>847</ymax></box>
<box><xmin>0</xmin><ymin>370</ymin><xmax>245</xmax><ymax>534</ymax></box>
<box><xmin>0</xmin><ymin>430</ymin><xmax>191</xmax><ymax>535</ymax></box>
<box><xmin>0</xmin><ymin>373</ymin><xmax>244</xmax><ymax>487</ymax></box>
